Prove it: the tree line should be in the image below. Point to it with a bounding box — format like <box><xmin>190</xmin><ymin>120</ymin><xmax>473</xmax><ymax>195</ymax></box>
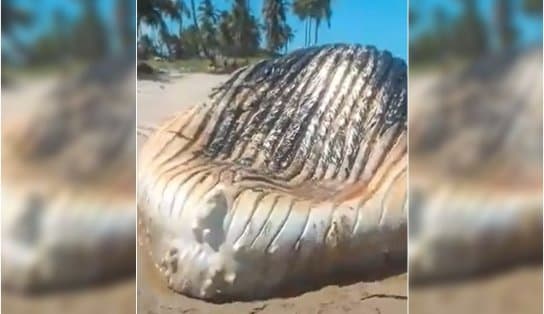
<box><xmin>137</xmin><ymin>0</ymin><xmax>333</xmax><ymax>63</ymax></box>
<box><xmin>2</xmin><ymin>0</ymin><xmax>134</xmax><ymax>67</ymax></box>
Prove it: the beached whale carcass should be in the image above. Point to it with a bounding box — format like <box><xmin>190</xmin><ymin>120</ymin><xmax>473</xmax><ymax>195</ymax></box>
<box><xmin>409</xmin><ymin>47</ymin><xmax>542</xmax><ymax>282</ymax></box>
<box><xmin>1</xmin><ymin>56</ymin><xmax>136</xmax><ymax>291</ymax></box>
<box><xmin>138</xmin><ymin>44</ymin><xmax>407</xmax><ymax>300</ymax></box>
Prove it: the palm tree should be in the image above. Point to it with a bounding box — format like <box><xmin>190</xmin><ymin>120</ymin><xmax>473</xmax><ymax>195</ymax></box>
<box><xmin>451</xmin><ymin>0</ymin><xmax>488</xmax><ymax>58</ymax></box>
<box><xmin>293</xmin><ymin>0</ymin><xmax>311</xmax><ymax>46</ymax></box>
<box><xmin>2</xmin><ymin>1</ymin><xmax>33</xmax><ymax>63</ymax></box>
<box><xmin>217</xmin><ymin>10</ymin><xmax>235</xmax><ymax>55</ymax></box>
<box><xmin>71</xmin><ymin>1</ymin><xmax>108</xmax><ymax>60</ymax></box>
<box><xmin>179</xmin><ymin>25</ymin><xmax>201</xmax><ymax>57</ymax></box>
<box><xmin>494</xmin><ymin>0</ymin><xmax>517</xmax><ymax>51</ymax></box>
<box><xmin>189</xmin><ymin>0</ymin><xmax>199</xmax><ymax>34</ymax></box>
<box><xmin>309</xmin><ymin>0</ymin><xmax>332</xmax><ymax>45</ymax></box>
<box><xmin>2</xmin><ymin>1</ymin><xmax>32</xmax><ymax>35</ymax></box>
<box><xmin>116</xmin><ymin>0</ymin><xmax>135</xmax><ymax>50</ymax></box>
<box><xmin>262</xmin><ymin>0</ymin><xmax>292</xmax><ymax>53</ymax></box>
<box><xmin>138</xmin><ymin>34</ymin><xmax>158</xmax><ymax>59</ymax></box>
<box><xmin>138</xmin><ymin>0</ymin><xmax>188</xmax><ymax>57</ymax></box>
<box><xmin>198</xmin><ymin>0</ymin><xmax>219</xmax><ymax>54</ymax></box>
<box><xmin>230</xmin><ymin>0</ymin><xmax>260</xmax><ymax>56</ymax></box>
<box><xmin>178</xmin><ymin>1</ymin><xmax>191</xmax><ymax>33</ymax></box>
<box><xmin>293</xmin><ymin>0</ymin><xmax>331</xmax><ymax>47</ymax></box>
<box><xmin>186</xmin><ymin>0</ymin><xmax>217</xmax><ymax>63</ymax></box>
<box><xmin>138</xmin><ymin>0</ymin><xmax>181</xmax><ymax>35</ymax></box>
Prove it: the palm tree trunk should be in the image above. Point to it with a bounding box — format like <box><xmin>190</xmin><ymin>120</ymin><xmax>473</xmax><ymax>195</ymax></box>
<box><xmin>304</xmin><ymin>19</ymin><xmax>308</xmax><ymax>47</ymax></box>
<box><xmin>303</xmin><ymin>20</ymin><xmax>306</xmax><ymax>46</ymax></box>
<box><xmin>190</xmin><ymin>0</ymin><xmax>198</xmax><ymax>32</ymax></box>
<box><xmin>314</xmin><ymin>18</ymin><xmax>319</xmax><ymax>45</ymax></box>
<box><xmin>190</xmin><ymin>0</ymin><xmax>214</xmax><ymax>65</ymax></box>
<box><xmin>307</xmin><ymin>19</ymin><xmax>312</xmax><ymax>47</ymax></box>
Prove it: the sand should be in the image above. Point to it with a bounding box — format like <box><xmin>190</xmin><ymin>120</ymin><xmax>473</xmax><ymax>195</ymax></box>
<box><xmin>2</xmin><ymin>280</ymin><xmax>136</xmax><ymax>314</ymax></box>
<box><xmin>410</xmin><ymin>265</ymin><xmax>542</xmax><ymax>314</ymax></box>
<box><xmin>136</xmin><ymin>73</ymin><xmax>408</xmax><ymax>314</ymax></box>
<box><xmin>137</xmin><ymin>73</ymin><xmax>228</xmax><ymax>127</ymax></box>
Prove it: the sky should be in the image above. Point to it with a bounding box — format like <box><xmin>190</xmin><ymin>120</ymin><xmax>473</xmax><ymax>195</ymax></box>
<box><xmin>5</xmin><ymin>0</ymin><xmax>116</xmax><ymax>42</ymax></box>
<box><xmin>201</xmin><ymin>0</ymin><xmax>409</xmax><ymax>60</ymax></box>
<box><xmin>10</xmin><ymin>0</ymin><xmax>409</xmax><ymax>60</ymax></box>
<box><xmin>2</xmin><ymin>0</ymin><xmax>115</xmax><ymax>55</ymax></box>
<box><xmin>5</xmin><ymin>0</ymin><xmax>543</xmax><ymax>63</ymax></box>
<box><xmin>411</xmin><ymin>0</ymin><xmax>542</xmax><ymax>46</ymax></box>
<box><xmin>157</xmin><ymin>0</ymin><xmax>408</xmax><ymax>60</ymax></box>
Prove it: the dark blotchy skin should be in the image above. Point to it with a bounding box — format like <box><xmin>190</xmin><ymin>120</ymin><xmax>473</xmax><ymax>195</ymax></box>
<box><xmin>139</xmin><ymin>44</ymin><xmax>407</xmax><ymax>301</ymax></box>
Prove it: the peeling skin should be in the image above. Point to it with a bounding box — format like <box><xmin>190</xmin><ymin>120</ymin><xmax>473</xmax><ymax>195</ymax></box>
<box><xmin>138</xmin><ymin>44</ymin><xmax>407</xmax><ymax>301</ymax></box>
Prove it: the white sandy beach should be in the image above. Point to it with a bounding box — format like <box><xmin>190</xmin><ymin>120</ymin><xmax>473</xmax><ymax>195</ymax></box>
<box><xmin>137</xmin><ymin>73</ymin><xmax>228</xmax><ymax>126</ymax></box>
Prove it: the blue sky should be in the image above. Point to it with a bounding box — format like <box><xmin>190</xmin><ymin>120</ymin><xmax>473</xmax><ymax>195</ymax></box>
<box><xmin>2</xmin><ymin>0</ymin><xmax>134</xmax><ymax>58</ymax></box>
<box><xmin>6</xmin><ymin>0</ymin><xmax>116</xmax><ymax>43</ymax></box>
<box><xmin>6</xmin><ymin>0</ymin><xmax>543</xmax><ymax>62</ymax></box>
<box><xmin>411</xmin><ymin>0</ymin><xmax>542</xmax><ymax>46</ymax></box>
<box><xmin>194</xmin><ymin>0</ymin><xmax>409</xmax><ymax>60</ymax></box>
<box><xmin>12</xmin><ymin>0</ymin><xmax>408</xmax><ymax>61</ymax></box>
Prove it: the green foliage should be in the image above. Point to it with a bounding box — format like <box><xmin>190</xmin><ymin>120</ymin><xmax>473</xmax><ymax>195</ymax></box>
<box><xmin>135</xmin><ymin>0</ymin><xmax>327</xmax><ymax>61</ymax></box>
<box><xmin>229</xmin><ymin>0</ymin><xmax>261</xmax><ymax>56</ymax></box>
<box><xmin>263</xmin><ymin>0</ymin><xmax>293</xmax><ymax>53</ymax></box>
<box><xmin>136</xmin><ymin>0</ymin><xmax>338</xmax><ymax>63</ymax></box>
<box><xmin>495</xmin><ymin>0</ymin><xmax>517</xmax><ymax>50</ymax></box>
<box><xmin>28</xmin><ymin>2</ymin><xmax>109</xmax><ymax>65</ymax></box>
<box><xmin>217</xmin><ymin>10</ymin><xmax>235</xmax><ymax>55</ymax></box>
<box><xmin>138</xmin><ymin>34</ymin><xmax>159</xmax><ymax>59</ymax></box>
<box><xmin>179</xmin><ymin>25</ymin><xmax>202</xmax><ymax>57</ymax></box>
<box><xmin>292</xmin><ymin>0</ymin><xmax>331</xmax><ymax>46</ymax></box>
<box><xmin>2</xmin><ymin>1</ymin><xmax>33</xmax><ymax>35</ymax></box>
<box><xmin>198</xmin><ymin>0</ymin><xmax>219</xmax><ymax>52</ymax></box>
<box><xmin>138</xmin><ymin>0</ymin><xmax>190</xmax><ymax>56</ymax></box>
<box><xmin>411</xmin><ymin>0</ymin><xmax>490</xmax><ymax>65</ymax></box>
<box><xmin>451</xmin><ymin>0</ymin><xmax>488</xmax><ymax>57</ymax></box>
<box><xmin>70</xmin><ymin>1</ymin><xmax>108</xmax><ymax>60</ymax></box>
<box><xmin>3</xmin><ymin>0</ymin><xmax>136</xmax><ymax>69</ymax></box>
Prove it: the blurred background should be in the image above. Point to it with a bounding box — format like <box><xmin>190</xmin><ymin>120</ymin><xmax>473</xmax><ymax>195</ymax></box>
<box><xmin>409</xmin><ymin>0</ymin><xmax>542</xmax><ymax>314</ymax></box>
<box><xmin>2</xmin><ymin>1</ymin><xmax>136</xmax><ymax>314</ymax></box>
